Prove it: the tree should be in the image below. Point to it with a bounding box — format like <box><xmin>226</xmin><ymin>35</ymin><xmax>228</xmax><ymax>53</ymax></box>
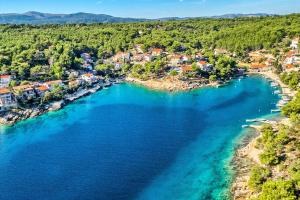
<box><xmin>259</xmin><ymin>147</ymin><xmax>280</xmax><ymax>166</ymax></box>
<box><xmin>255</xmin><ymin>180</ymin><xmax>297</xmax><ymax>200</ymax></box>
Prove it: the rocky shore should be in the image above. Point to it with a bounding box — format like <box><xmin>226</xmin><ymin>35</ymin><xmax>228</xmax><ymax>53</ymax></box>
<box><xmin>231</xmin><ymin>126</ymin><xmax>263</xmax><ymax>200</ymax></box>
<box><xmin>231</xmin><ymin>70</ymin><xmax>297</xmax><ymax>200</ymax></box>
<box><xmin>126</xmin><ymin>76</ymin><xmax>220</xmax><ymax>92</ymax></box>
<box><xmin>0</xmin><ymin>81</ymin><xmax>114</xmax><ymax>126</ymax></box>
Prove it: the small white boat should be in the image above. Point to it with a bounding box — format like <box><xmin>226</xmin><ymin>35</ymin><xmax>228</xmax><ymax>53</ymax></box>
<box><xmin>271</xmin><ymin>82</ymin><xmax>279</xmax><ymax>87</ymax></box>
<box><xmin>271</xmin><ymin>109</ymin><xmax>281</xmax><ymax>113</ymax></box>
<box><xmin>242</xmin><ymin>125</ymin><xmax>249</xmax><ymax>128</ymax></box>
<box><xmin>274</xmin><ymin>90</ymin><xmax>281</xmax><ymax>94</ymax></box>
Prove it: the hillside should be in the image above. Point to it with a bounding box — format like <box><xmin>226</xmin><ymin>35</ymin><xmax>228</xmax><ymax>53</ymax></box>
<box><xmin>0</xmin><ymin>11</ymin><xmax>273</xmax><ymax>24</ymax></box>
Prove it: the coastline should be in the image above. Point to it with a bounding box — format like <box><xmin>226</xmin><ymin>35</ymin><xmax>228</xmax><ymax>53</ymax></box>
<box><xmin>0</xmin><ymin>75</ymin><xmax>223</xmax><ymax>126</ymax></box>
<box><xmin>230</xmin><ymin>70</ymin><xmax>296</xmax><ymax>200</ymax></box>
<box><xmin>125</xmin><ymin>76</ymin><xmax>220</xmax><ymax>92</ymax></box>
<box><xmin>0</xmin><ymin>81</ymin><xmax>114</xmax><ymax>126</ymax></box>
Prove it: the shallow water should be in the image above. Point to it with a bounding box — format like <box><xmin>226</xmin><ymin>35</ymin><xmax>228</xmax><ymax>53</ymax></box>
<box><xmin>0</xmin><ymin>76</ymin><xmax>279</xmax><ymax>200</ymax></box>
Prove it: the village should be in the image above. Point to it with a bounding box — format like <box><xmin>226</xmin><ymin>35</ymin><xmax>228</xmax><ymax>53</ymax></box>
<box><xmin>0</xmin><ymin>37</ymin><xmax>299</xmax><ymax>125</ymax></box>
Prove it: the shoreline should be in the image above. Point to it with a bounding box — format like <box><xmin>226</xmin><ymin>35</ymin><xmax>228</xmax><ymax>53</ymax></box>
<box><xmin>230</xmin><ymin>70</ymin><xmax>296</xmax><ymax>199</ymax></box>
<box><xmin>125</xmin><ymin>76</ymin><xmax>221</xmax><ymax>92</ymax></box>
<box><xmin>0</xmin><ymin>74</ymin><xmax>224</xmax><ymax>126</ymax></box>
<box><xmin>0</xmin><ymin>80</ymin><xmax>115</xmax><ymax>126</ymax></box>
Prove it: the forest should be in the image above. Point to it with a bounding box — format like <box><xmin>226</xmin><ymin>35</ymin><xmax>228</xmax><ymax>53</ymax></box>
<box><xmin>0</xmin><ymin>14</ymin><xmax>299</xmax><ymax>82</ymax></box>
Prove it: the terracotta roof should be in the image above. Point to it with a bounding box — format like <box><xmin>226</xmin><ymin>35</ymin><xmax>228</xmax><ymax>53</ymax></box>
<box><xmin>45</xmin><ymin>80</ymin><xmax>62</xmax><ymax>85</ymax></box>
<box><xmin>198</xmin><ymin>61</ymin><xmax>207</xmax><ymax>65</ymax></box>
<box><xmin>286</xmin><ymin>64</ymin><xmax>294</xmax><ymax>69</ymax></box>
<box><xmin>83</xmin><ymin>73</ymin><xmax>93</xmax><ymax>77</ymax></box>
<box><xmin>0</xmin><ymin>88</ymin><xmax>11</xmax><ymax>95</ymax></box>
<box><xmin>181</xmin><ymin>65</ymin><xmax>193</xmax><ymax>72</ymax></box>
<box><xmin>152</xmin><ymin>48</ymin><xmax>163</xmax><ymax>53</ymax></box>
<box><xmin>36</xmin><ymin>85</ymin><xmax>49</xmax><ymax>91</ymax></box>
<box><xmin>0</xmin><ymin>75</ymin><xmax>11</xmax><ymax>79</ymax></box>
<box><xmin>13</xmin><ymin>85</ymin><xmax>34</xmax><ymax>91</ymax></box>
<box><xmin>250</xmin><ymin>63</ymin><xmax>267</xmax><ymax>69</ymax></box>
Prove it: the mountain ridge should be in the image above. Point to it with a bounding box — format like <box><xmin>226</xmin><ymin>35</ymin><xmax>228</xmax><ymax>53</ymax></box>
<box><xmin>0</xmin><ymin>11</ymin><xmax>275</xmax><ymax>24</ymax></box>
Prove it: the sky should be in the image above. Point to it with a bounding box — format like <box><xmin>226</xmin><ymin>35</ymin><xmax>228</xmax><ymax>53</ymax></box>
<box><xmin>0</xmin><ymin>0</ymin><xmax>299</xmax><ymax>18</ymax></box>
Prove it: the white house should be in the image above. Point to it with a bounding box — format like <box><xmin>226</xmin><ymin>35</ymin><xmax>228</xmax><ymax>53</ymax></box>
<box><xmin>291</xmin><ymin>38</ymin><xmax>299</xmax><ymax>49</ymax></box>
<box><xmin>197</xmin><ymin>61</ymin><xmax>214</xmax><ymax>72</ymax></box>
<box><xmin>13</xmin><ymin>85</ymin><xmax>36</xmax><ymax>100</ymax></box>
<box><xmin>0</xmin><ymin>75</ymin><xmax>14</xmax><ymax>88</ymax></box>
<box><xmin>144</xmin><ymin>54</ymin><xmax>154</xmax><ymax>62</ymax></box>
<box><xmin>82</xmin><ymin>63</ymin><xmax>93</xmax><ymax>70</ymax></box>
<box><xmin>81</xmin><ymin>73</ymin><xmax>98</xmax><ymax>84</ymax></box>
<box><xmin>114</xmin><ymin>62</ymin><xmax>123</xmax><ymax>70</ymax></box>
<box><xmin>113</xmin><ymin>52</ymin><xmax>131</xmax><ymax>62</ymax></box>
<box><xmin>0</xmin><ymin>88</ymin><xmax>17</xmax><ymax>112</ymax></box>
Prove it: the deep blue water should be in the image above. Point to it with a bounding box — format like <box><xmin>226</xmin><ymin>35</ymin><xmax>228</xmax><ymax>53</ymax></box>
<box><xmin>0</xmin><ymin>76</ymin><xmax>279</xmax><ymax>200</ymax></box>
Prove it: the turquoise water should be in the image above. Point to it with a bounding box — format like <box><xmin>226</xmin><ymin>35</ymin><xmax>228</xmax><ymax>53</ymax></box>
<box><xmin>0</xmin><ymin>76</ymin><xmax>279</xmax><ymax>200</ymax></box>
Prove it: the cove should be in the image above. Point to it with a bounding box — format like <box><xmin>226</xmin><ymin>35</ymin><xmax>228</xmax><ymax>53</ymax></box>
<box><xmin>0</xmin><ymin>76</ymin><xmax>279</xmax><ymax>200</ymax></box>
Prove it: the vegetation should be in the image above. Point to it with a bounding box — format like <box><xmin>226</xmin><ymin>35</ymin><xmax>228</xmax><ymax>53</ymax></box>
<box><xmin>0</xmin><ymin>14</ymin><xmax>299</xmax><ymax>83</ymax></box>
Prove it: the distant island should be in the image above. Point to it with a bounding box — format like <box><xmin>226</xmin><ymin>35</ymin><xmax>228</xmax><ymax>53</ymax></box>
<box><xmin>0</xmin><ymin>11</ymin><xmax>273</xmax><ymax>24</ymax></box>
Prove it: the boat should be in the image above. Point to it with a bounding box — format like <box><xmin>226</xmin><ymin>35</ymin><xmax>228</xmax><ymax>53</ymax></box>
<box><xmin>242</xmin><ymin>125</ymin><xmax>249</xmax><ymax>128</ymax></box>
<box><xmin>271</xmin><ymin>109</ymin><xmax>281</xmax><ymax>113</ymax></box>
<box><xmin>270</xmin><ymin>82</ymin><xmax>279</xmax><ymax>87</ymax></box>
<box><xmin>274</xmin><ymin>90</ymin><xmax>281</xmax><ymax>94</ymax></box>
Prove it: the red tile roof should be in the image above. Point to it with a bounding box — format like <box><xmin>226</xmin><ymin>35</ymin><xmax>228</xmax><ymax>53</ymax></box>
<box><xmin>198</xmin><ymin>61</ymin><xmax>207</xmax><ymax>65</ymax></box>
<box><xmin>83</xmin><ymin>73</ymin><xmax>93</xmax><ymax>77</ymax></box>
<box><xmin>0</xmin><ymin>88</ymin><xmax>11</xmax><ymax>95</ymax></box>
<box><xmin>181</xmin><ymin>65</ymin><xmax>193</xmax><ymax>72</ymax></box>
<box><xmin>36</xmin><ymin>85</ymin><xmax>49</xmax><ymax>91</ymax></box>
<box><xmin>250</xmin><ymin>63</ymin><xmax>267</xmax><ymax>69</ymax></box>
<box><xmin>0</xmin><ymin>75</ymin><xmax>11</xmax><ymax>79</ymax></box>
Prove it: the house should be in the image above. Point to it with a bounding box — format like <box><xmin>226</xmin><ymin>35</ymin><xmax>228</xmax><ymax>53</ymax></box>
<box><xmin>0</xmin><ymin>75</ymin><xmax>14</xmax><ymax>88</ymax></box>
<box><xmin>250</xmin><ymin>63</ymin><xmax>271</xmax><ymax>72</ymax></box>
<box><xmin>182</xmin><ymin>55</ymin><xmax>192</xmax><ymax>63</ymax></box>
<box><xmin>144</xmin><ymin>54</ymin><xmax>154</xmax><ymax>62</ymax></box>
<box><xmin>82</xmin><ymin>63</ymin><xmax>93</xmax><ymax>70</ymax></box>
<box><xmin>180</xmin><ymin>65</ymin><xmax>193</xmax><ymax>73</ymax></box>
<box><xmin>285</xmin><ymin>64</ymin><xmax>294</xmax><ymax>70</ymax></box>
<box><xmin>169</xmin><ymin>54</ymin><xmax>183</xmax><ymax>66</ymax></box>
<box><xmin>13</xmin><ymin>85</ymin><xmax>36</xmax><ymax>100</ymax></box>
<box><xmin>291</xmin><ymin>38</ymin><xmax>299</xmax><ymax>49</ymax></box>
<box><xmin>214</xmin><ymin>48</ymin><xmax>228</xmax><ymax>55</ymax></box>
<box><xmin>132</xmin><ymin>54</ymin><xmax>144</xmax><ymax>62</ymax></box>
<box><xmin>265</xmin><ymin>59</ymin><xmax>274</xmax><ymax>67</ymax></box>
<box><xmin>43</xmin><ymin>80</ymin><xmax>64</xmax><ymax>91</ymax></box>
<box><xmin>68</xmin><ymin>79</ymin><xmax>83</xmax><ymax>89</ymax></box>
<box><xmin>0</xmin><ymin>88</ymin><xmax>17</xmax><ymax>112</ymax></box>
<box><xmin>248</xmin><ymin>51</ymin><xmax>265</xmax><ymax>62</ymax></box>
<box><xmin>80</xmin><ymin>53</ymin><xmax>93</xmax><ymax>63</ymax></box>
<box><xmin>197</xmin><ymin>61</ymin><xmax>214</xmax><ymax>72</ymax></box>
<box><xmin>151</xmin><ymin>48</ymin><xmax>163</xmax><ymax>56</ymax></box>
<box><xmin>114</xmin><ymin>62</ymin><xmax>123</xmax><ymax>70</ymax></box>
<box><xmin>113</xmin><ymin>52</ymin><xmax>131</xmax><ymax>62</ymax></box>
<box><xmin>134</xmin><ymin>44</ymin><xmax>144</xmax><ymax>54</ymax></box>
<box><xmin>81</xmin><ymin>73</ymin><xmax>98</xmax><ymax>84</ymax></box>
<box><xmin>35</xmin><ymin>85</ymin><xmax>49</xmax><ymax>97</ymax></box>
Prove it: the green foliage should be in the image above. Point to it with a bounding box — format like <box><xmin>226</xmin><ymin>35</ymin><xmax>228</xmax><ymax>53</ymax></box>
<box><xmin>248</xmin><ymin>166</ymin><xmax>271</xmax><ymax>190</ymax></box>
<box><xmin>255</xmin><ymin>180</ymin><xmax>297</xmax><ymax>200</ymax></box>
<box><xmin>259</xmin><ymin>147</ymin><xmax>280</xmax><ymax>166</ymax></box>
<box><xmin>283</xmin><ymin>91</ymin><xmax>300</xmax><ymax>117</ymax></box>
<box><xmin>169</xmin><ymin>70</ymin><xmax>178</xmax><ymax>76</ymax></box>
<box><xmin>280</xmin><ymin>72</ymin><xmax>300</xmax><ymax>90</ymax></box>
<box><xmin>209</xmin><ymin>74</ymin><xmax>217</xmax><ymax>82</ymax></box>
<box><xmin>288</xmin><ymin>160</ymin><xmax>300</xmax><ymax>187</ymax></box>
<box><xmin>42</xmin><ymin>85</ymin><xmax>65</xmax><ymax>103</ymax></box>
<box><xmin>0</xmin><ymin>14</ymin><xmax>299</xmax><ymax>82</ymax></box>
